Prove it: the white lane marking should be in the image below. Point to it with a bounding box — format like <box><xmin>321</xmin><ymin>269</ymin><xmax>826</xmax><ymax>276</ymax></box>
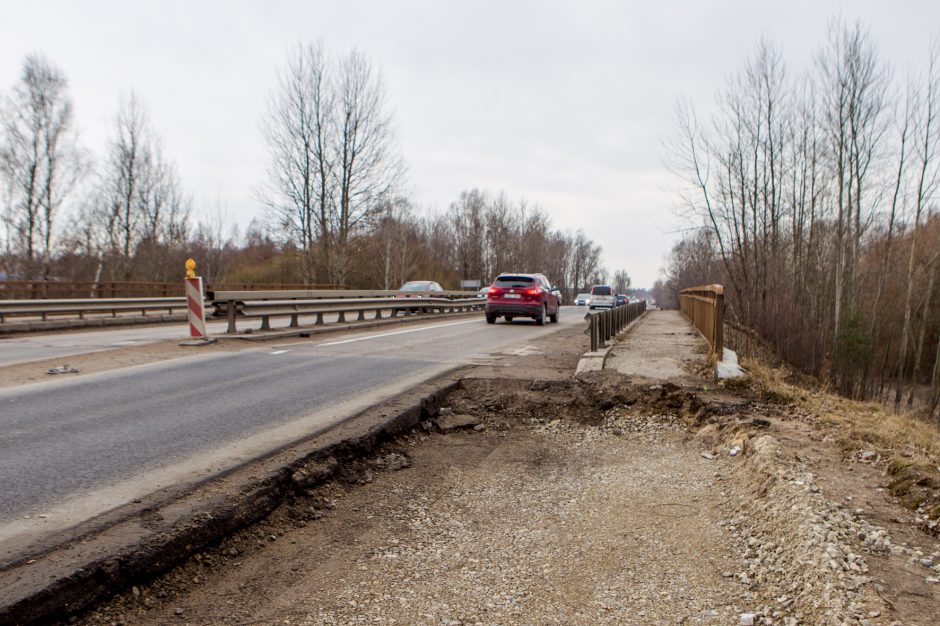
<box><xmin>317</xmin><ymin>319</ymin><xmax>481</xmax><ymax>346</ymax></box>
<box><xmin>509</xmin><ymin>345</ymin><xmax>540</xmax><ymax>356</ymax></box>
<box><xmin>269</xmin><ymin>350</ymin><xmax>288</xmax><ymax>355</ymax></box>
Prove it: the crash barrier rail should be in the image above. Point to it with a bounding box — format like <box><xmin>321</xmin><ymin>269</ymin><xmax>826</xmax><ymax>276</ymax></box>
<box><xmin>210</xmin><ymin>290</ymin><xmax>484</xmax><ymax>333</ymax></box>
<box><xmin>0</xmin><ymin>297</ymin><xmax>189</xmax><ymax>323</ymax></box>
<box><xmin>679</xmin><ymin>284</ymin><xmax>724</xmax><ymax>358</ymax></box>
<box><xmin>587</xmin><ymin>300</ymin><xmax>647</xmax><ymax>351</ymax></box>
<box><xmin>0</xmin><ymin>280</ymin><xmax>341</xmax><ymax>300</ymax></box>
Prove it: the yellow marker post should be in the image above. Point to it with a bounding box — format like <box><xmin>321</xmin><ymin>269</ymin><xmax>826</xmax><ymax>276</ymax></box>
<box><xmin>183</xmin><ymin>258</ymin><xmax>207</xmax><ymax>339</ymax></box>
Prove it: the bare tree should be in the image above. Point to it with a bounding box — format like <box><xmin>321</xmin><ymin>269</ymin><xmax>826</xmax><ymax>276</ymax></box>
<box><xmin>613</xmin><ymin>269</ymin><xmax>632</xmax><ymax>294</ymax></box>
<box><xmin>332</xmin><ymin>49</ymin><xmax>404</xmax><ymax>284</ymax></box>
<box><xmin>896</xmin><ymin>43</ymin><xmax>940</xmax><ymax>409</ymax></box>
<box><xmin>259</xmin><ymin>42</ymin><xmax>332</xmax><ymax>282</ymax></box>
<box><xmin>261</xmin><ymin>44</ymin><xmax>402</xmax><ymax>285</ymax></box>
<box><xmin>95</xmin><ymin>93</ymin><xmax>190</xmax><ymax>281</ymax></box>
<box><xmin>817</xmin><ymin>19</ymin><xmax>889</xmax><ymax>386</ymax></box>
<box><xmin>0</xmin><ymin>53</ymin><xmax>83</xmax><ymax>279</ymax></box>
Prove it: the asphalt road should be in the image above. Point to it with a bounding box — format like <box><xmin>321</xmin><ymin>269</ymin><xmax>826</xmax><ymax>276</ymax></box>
<box><xmin>0</xmin><ymin>307</ymin><xmax>583</xmax><ymax>546</ymax></box>
<box><xmin>0</xmin><ymin>311</ymin><xmax>358</xmax><ymax>368</ymax></box>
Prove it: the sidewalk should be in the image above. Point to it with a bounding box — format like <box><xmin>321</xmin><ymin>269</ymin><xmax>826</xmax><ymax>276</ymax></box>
<box><xmin>604</xmin><ymin>310</ymin><xmax>709</xmax><ymax>382</ymax></box>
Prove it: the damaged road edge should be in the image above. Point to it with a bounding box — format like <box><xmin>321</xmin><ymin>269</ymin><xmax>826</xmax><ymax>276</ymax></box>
<box><xmin>0</xmin><ymin>372</ymin><xmax>466</xmax><ymax>625</ymax></box>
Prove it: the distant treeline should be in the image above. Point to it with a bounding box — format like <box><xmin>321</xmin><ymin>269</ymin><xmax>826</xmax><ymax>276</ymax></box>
<box><xmin>0</xmin><ymin>44</ymin><xmax>619</xmax><ymax>295</ymax></box>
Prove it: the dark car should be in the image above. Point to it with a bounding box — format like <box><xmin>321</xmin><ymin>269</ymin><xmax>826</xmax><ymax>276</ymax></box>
<box><xmin>399</xmin><ymin>280</ymin><xmax>443</xmax><ymax>292</ymax></box>
<box><xmin>485</xmin><ymin>273</ymin><xmax>561</xmax><ymax>325</ymax></box>
<box><xmin>615</xmin><ymin>294</ymin><xmax>628</xmax><ymax>306</ymax></box>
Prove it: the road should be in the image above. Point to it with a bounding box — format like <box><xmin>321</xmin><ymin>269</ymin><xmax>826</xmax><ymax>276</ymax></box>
<box><xmin>0</xmin><ymin>307</ymin><xmax>583</xmax><ymax>547</ymax></box>
<box><xmin>0</xmin><ymin>311</ymin><xmax>367</xmax><ymax>368</ymax></box>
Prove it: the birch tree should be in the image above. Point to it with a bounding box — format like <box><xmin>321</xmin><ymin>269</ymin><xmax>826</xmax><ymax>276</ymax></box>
<box><xmin>0</xmin><ymin>53</ymin><xmax>83</xmax><ymax>279</ymax></box>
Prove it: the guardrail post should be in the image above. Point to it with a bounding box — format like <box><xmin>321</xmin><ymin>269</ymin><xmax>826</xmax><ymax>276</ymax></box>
<box><xmin>290</xmin><ymin>314</ymin><xmax>299</xmax><ymax>328</ymax></box>
<box><xmin>260</xmin><ymin>315</ymin><xmax>270</xmax><ymax>331</ymax></box>
<box><xmin>338</xmin><ymin>311</ymin><xmax>346</xmax><ymax>323</ymax></box>
<box><xmin>226</xmin><ymin>300</ymin><xmax>237</xmax><ymax>334</ymax></box>
<box><xmin>315</xmin><ymin>312</ymin><xmax>324</xmax><ymax>325</ymax></box>
<box><xmin>357</xmin><ymin>310</ymin><xmax>366</xmax><ymax>321</ymax></box>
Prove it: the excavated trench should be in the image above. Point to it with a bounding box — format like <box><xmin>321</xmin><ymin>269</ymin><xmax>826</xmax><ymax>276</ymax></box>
<box><xmin>27</xmin><ymin>375</ymin><xmax>899</xmax><ymax>625</ymax></box>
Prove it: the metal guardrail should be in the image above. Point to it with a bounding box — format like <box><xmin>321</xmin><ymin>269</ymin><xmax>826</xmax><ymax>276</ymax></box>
<box><xmin>0</xmin><ymin>297</ymin><xmax>188</xmax><ymax>323</ymax></box>
<box><xmin>207</xmin><ymin>289</ymin><xmax>477</xmax><ymax>301</ymax></box>
<box><xmin>679</xmin><ymin>284</ymin><xmax>724</xmax><ymax>358</ymax></box>
<box><xmin>586</xmin><ymin>301</ymin><xmax>647</xmax><ymax>351</ymax></box>
<box><xmin>0</xmin><ymin>281</ymin><xmax>341</xmax><ymax>299</ymax></box>
<box><xmin>212</xmin><ymin>293</ymin><xmax>484</xmax><ymax>333</ymax></box>
<box><xmin>0</xmin><ymin>289</ymin><xmax>484</xmax><ymax>332</ymax></box>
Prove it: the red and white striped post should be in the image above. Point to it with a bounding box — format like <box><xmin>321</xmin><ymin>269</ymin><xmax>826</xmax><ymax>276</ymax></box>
<box><xmin>184</xmin><ymin>258</ymin><xmax>207</xmax><ymax>339</ymax></box>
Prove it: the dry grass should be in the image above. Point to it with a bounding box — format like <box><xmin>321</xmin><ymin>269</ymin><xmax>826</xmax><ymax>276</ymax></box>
<box><xmin>730</xmin><ymin>355</ymin><xmax>940</xmax><ymax>520</ymax></box>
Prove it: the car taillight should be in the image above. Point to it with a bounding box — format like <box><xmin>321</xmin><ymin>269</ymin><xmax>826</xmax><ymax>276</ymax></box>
<box><xmin>525</xmin><ymin>288</ymin><xmax>541</xmax><ymax>296</ymax></box>
<box><xmin>488</xmin><ymin>287</ymin><xmax>500</xmax><ymax>295</ymax></box>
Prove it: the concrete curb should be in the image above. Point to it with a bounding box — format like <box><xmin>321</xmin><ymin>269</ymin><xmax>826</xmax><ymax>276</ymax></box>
<box><xmin>234</xmin><ymin>309</ymin><xmax>483</xmax><ymax>341</ymax></box>
<box><xmin>0</xmin><ymin>371</ymin><xmax>467</xmax><ymax>625</ymax></box>
<box><xmin>0</xmin><ymin>313</ymin><xmax>188</xmax><ymax>335</ymax></box>
<box><xmin>574</xmin><ymin>311</ymin><xmax>648</xmax><ymax>375</ymax></box>
<box><xmin>574</xmin><ymin>346</ymin><xmax>612</xmax><ymax>374</ymax></box>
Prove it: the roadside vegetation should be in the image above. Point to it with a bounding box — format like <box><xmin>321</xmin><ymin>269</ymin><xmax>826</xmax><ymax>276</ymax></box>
<box><xmin>730</xmin><ymin>353</ymin><xmax>940</xmax><ymax>525</ymax></box>
<box><xmin>658</xmin><ymin>17</ymin><xmax>940</xmax><ymax>419</ymax></box>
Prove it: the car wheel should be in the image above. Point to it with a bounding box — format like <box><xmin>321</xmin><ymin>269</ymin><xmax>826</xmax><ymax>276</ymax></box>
<box><xmin>486</xmin><ymin>315</ymin><xmax>496</xmax><ymax>324</ymax></box>
<box><xmin>535</xmin><ymin>304</ymin><xmax>546</xmax><ymax>326</ymax></box>
<box><xmin>549</xmin><ymin>305</ymin><xmax>559</xmax><ymax>324</ymax></box>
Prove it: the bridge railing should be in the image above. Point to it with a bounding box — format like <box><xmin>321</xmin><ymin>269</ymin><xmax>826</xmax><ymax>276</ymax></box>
<box><xmin>0</xmin><ymin>280</ymin><xmax>341</xmax><ymax>299</ymax></box>
<box><xmin>212</xmin><ymin>293</ymin><xmax>484</xmax><ymax>334</ymax></box>
<box><xmin>679</xmin><ymin>284</ymin><xmax>724</xmax><ymax>358</ymax></box>
<box><xmin>586</xmin><ymin>301</ymin><xmax>647</xmax><ymax>351</ymax></box>
<box><xmin>0</xmin><ymin>297</ymin><xmax>190</xmax><ymax>331</ymax></box>
<box><xmin>0</xmin><ymin>288</ymin><xmax>482</xmax><ymax>333</ymax></box>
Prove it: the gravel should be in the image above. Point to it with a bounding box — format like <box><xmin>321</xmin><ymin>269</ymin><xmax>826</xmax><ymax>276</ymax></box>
<box><xmin>300</xmin><ymin>409</ymin><xmax>755</xmax><ymax>625</ymax></box>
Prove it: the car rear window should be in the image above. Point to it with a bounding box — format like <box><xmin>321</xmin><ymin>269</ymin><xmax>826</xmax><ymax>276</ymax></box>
<box><xmin>495</xmin><ymin>276</ymin><xmax>534</xmax><ymax>287</ymax></box>
<box><xmin>400</xmin><ymin>282</ymin><xmax>428</xmax><ymax>290</ymax></box>
<box><xmin>591</xmin><ymin>286</ymin><xmax>612</xmax><ymax>296</ymax></box>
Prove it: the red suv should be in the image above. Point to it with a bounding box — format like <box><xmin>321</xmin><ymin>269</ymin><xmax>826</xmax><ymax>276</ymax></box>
<box><xmin>485</xmin><ymin>273</ymin><xmax>561</xmax><ymax>325</ymax></box>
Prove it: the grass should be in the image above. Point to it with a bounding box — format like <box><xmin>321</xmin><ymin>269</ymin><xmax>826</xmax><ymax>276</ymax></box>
<box><xmin>730</xmin><ymin>354</ymin><xmax>940</xmax><ymax>519</ymax></box>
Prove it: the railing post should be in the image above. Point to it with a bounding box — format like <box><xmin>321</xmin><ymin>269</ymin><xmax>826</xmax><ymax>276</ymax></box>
<box><xmin>226</xmin><ymin>300</ymin><xmax>237</xmax><ymax>334</ymax></box>
<box><xmin>715</xmin><ymin>289</ymin><xmax>725</xmax><ymax>358</ymax></box>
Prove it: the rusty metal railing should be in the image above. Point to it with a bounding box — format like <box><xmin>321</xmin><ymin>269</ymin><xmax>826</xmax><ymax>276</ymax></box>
<box><xmin>586</xmin><ymin>301</ymin><xmax>647</xmax><ymax>351</ymax></box>
<box><xmin>679</xmin><ymin>284</ymin><xmax>724</xmax><ymax>358</ymax></box>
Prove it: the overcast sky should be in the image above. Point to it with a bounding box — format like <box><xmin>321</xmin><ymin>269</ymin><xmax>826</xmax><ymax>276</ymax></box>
<box><xmin>1</xmin><ymin>1</ymin><xmax>938</xmax><ymax>287</ymax></box>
